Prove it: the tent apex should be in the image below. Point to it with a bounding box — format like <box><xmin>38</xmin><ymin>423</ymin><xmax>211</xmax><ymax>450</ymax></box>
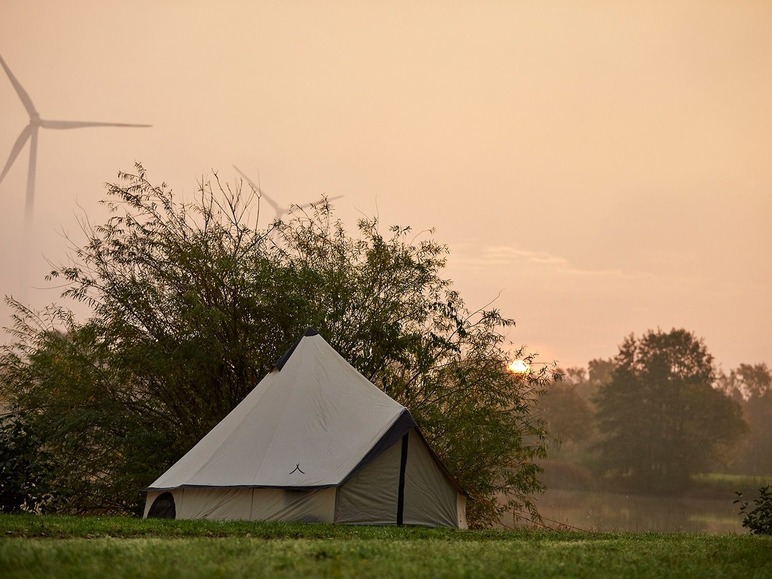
<box><xmin>274</xmin><ymin>327</ymin><xmax>320</xmax><ymax>370</ymax></box>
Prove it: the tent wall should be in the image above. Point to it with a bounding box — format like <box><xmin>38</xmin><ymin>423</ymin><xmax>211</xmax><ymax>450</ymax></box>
<box><xmin>335</xmin><ymin>428</ymin><xmax>466</xmax><ymax>528</ymax></box>
<box><xmin>334</xmin><ymin>434</ymin><xmax>401</xmax><ymax>524</ymax></box>
<box><xmin>144</xmin><ymin>487</ymin><xmax>336</xmax><ymax>523</ymax></box>
<box><xmin>144</xmin><ymin>431</ymin><xmax>466</xmax><ymax>528</ymax></box>
<box><xmin>403</xmin><ymin>430</ymin><xmax>465</xmax><ymax>528</ymax></box>
<box><xmin>456</xmin><ymin>494</ymin><xmax>468</xmax><ymax>529</ymax></box>
<box><xmin>250</xmin><ymin>488</ymin><xmax>335</xmax><ymax>523</ymax></box>
<box><xmin>178</xmin><ymin>487</ymin><xmax>252</xmax><ymax>520</ymax></box>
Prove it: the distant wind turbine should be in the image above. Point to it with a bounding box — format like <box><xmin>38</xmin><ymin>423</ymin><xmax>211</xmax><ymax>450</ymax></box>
<box><xmin>0</xmin><ymin>53</ymin><xmax>151</xmax><ymax>229</ymax></box>
<box><xmin>233</xmin><ymin>165</ymin><xmax>342</xmax><ymax>222</ymax></box>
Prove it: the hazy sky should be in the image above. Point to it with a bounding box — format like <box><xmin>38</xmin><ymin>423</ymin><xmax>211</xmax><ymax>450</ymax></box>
<box><xmin>1</xmin><ymin>1</ymin><xmax>770</xmax><ymax>370</ymax></box>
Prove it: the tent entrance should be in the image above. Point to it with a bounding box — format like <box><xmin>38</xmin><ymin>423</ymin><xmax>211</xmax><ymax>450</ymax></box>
<box><xmin>147</xmin><ymin>492</ymin><xmax>176</xmax><ymax>519</ymax></box>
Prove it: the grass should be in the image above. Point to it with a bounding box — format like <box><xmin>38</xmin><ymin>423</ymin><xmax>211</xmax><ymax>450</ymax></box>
<box><xmin>1</xmin><ymin>514</ymin><xmax>771</xmax><ymax>578</ymax></box>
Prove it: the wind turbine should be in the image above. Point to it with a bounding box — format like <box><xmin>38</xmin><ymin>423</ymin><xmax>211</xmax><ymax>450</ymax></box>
<box><xmin>0</xmin><ymin>53</ymin><xmax>151</xmax><ymax>229</ymax></box>
<box><xmin>233</xmin><ymin>165</ymin><xmax>342</xmax><ymax>222</ymax></box>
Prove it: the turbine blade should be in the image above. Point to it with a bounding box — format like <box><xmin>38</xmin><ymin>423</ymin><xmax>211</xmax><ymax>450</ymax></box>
<box><xmin>295</xmin><ymin>195</ymin><xmax>344</xmax><ymax>210</ymax></box>
<box><xmin>0</xmin><ymin>53</ymin><xmax>38</xmax><ymax>117</ymax></box>
<box><xmin>40</xmin><ymin>119</ymin><xmax>152</xmax><ymax>130</ymax></box>
<box><xmin>0</xmin><ymin>125</ymin><xmax>32</xmax><ymax>186</ymax></box>
<box><xmin>232</xmin><ymin>164</ymin><xmax>263</xmax><ymax>194</ymax></box>
<box><xmin>232</xmin><ymin>165</ymin><xmax>281</xmax><ymax>212</ymax></box>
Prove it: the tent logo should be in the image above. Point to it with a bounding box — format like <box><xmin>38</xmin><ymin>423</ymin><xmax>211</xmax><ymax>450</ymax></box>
<box><xmin>289</xmin><ymin>463</ymin><xmax>305</xmax><ymax>475</ymax></box>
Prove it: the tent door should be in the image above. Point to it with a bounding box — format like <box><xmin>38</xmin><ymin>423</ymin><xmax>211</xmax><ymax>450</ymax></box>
<box><xmin>147</xmin><ymin>491</ymin><xmax>176</xmax><ymax>519</ymax></box>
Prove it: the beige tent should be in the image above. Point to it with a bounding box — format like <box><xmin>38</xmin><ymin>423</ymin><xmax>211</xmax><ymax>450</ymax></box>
<box><xmin>144</xmin><ymin>329</ymin><xmax>467</xmax><ymax>528</ymax></box>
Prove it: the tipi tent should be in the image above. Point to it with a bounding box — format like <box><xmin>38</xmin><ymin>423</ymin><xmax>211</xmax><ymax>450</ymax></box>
<box><xmin>144</xmin><ymin>328</ymin><xmax>467</xmax><ymax>528</ymax></box>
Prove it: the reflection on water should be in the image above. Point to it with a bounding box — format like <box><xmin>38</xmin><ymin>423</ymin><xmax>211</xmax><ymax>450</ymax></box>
<box><xmin>513</xmin><ymin>489</ymin><xmax>743</xmax><ymax>534</ymax></box>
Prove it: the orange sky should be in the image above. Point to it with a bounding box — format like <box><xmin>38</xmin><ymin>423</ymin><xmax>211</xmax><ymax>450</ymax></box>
<box><xmin>1</xmin><ymin>1</ymin><xmax>770</xmax><ymax>371</ymax></box>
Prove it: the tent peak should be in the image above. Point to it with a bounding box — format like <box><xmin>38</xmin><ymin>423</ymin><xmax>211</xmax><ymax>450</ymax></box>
<box><xmin>274</xmin><ymin>327</ymin><xmax>320</xmax><ymax>370</ymax></box>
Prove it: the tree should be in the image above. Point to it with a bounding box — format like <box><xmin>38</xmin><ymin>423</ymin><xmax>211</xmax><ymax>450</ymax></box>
<box><xmin>0</xmin><ymin>412</ymin><xmax>51</xmax><ymax>513</ymax></box>
<box><xmin>594</xmin><ymin>329</ymin><xmax>747</xmax><ymax>492</ymax></box>
<box><xmin>718</xmin><ymin>363</ymin><xmax>772</xmax><ymax>475</ymax></box>
<box><xmin>1</xmin><ymin>164</ymin><xmax>552</xmax><ymax>526</ymax></box>
<box><xmin>0</xmin><ymin>306</ymin><xmax>172</xmax><ymax>514</ymax></box>
<box><xmin>717</xmin><ymin>363</ymin><xmax>772</xmax><ymax>404</ymax></box>
<box><xmin>538</xmin><ymin>370</ymin><xmax>594</xmax><ymax>450</ymax></box>
<box><xmin>535</xmin><ymin>367</ymin><xmax>600</xmax><ymax>491</ymax></box>
<box><xmin>587</xmin><ymin>358</ymin><xmax>614</xmax><ymax>391</ymax></box>
<box><xmin>537</xmin><ymin>361</ymin><xmax>611</xmax><ymax>455</ymax></box>
<box><xmin>740</xmin><ymin>389</ymin><xmax>772</xmax><ymax>476</ymax></box>
<box><xmin>735</xmin><ymin>485</ymin><xmax>772</xmax><ymax>535</ymax></box>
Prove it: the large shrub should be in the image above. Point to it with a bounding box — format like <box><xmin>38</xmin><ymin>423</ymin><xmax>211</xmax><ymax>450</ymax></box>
<box><xmin>1</xmin><ymin>165</ymin><xmax>553</xmax><ymax>526</ymax></box>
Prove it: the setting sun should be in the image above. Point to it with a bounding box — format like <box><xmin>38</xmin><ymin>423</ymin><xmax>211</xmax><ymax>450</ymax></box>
<box><xmin>507</xmin><ymin>359</ymin><xmax>529</xmax><ymax>374</ymax></box>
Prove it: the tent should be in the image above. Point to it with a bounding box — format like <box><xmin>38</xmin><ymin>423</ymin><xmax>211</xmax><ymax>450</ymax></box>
<box><xmin>144</xmin><ymin>328</ymin><xmax>467</xmax><ymax>528</ymax></box>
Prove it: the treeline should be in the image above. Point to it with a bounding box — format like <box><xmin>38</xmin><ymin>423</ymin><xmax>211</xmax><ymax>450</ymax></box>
<box><xmin>539</xmin><ymin>330</ymin><xmax>771</xmax><ymax>493</ymax></box>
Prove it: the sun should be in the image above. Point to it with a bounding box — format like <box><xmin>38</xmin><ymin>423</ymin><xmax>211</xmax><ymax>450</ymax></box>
<box><xmin>507</xmin><ymin>359</ymin><xmax>529</xmax><ymax>374</ymax></box>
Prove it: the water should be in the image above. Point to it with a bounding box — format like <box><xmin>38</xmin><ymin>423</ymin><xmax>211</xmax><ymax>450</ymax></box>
<box><xmin>509</xmin><ymin>489</ymin><xmax>744</xmax><ymax>534</ymax></box>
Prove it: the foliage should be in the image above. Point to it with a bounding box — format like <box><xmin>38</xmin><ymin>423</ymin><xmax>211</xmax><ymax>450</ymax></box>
<box><xmin>0</xmin><ymin>413</ymin><xmax>51</xmax><ymax>513</ymax></box>
<box><xmin>718</xmin><ymin>363</ymin><xmax>772</xmax><ymax>475</ymax></box>
<box><xmin>593</xmin><ymin>329</ymin><xmax>747</xmax><ymax>492</ymax></box>
<box><xmin>586</xmin><ymin>358</ymin><xmax>614</xmax><ymax>389</ymax></box>
<box><xmin>0</xmin><ymin>307</ymin><xmax>173</xmax><ymax>514</ymax></box>
<box><xmin>1</xmin><ymin>515</ymin><xmax>771</xmax><ymax>579</ymax></box>
<box><xmin>545</xmin><ymin>359</ymin><xmax>614</xmax><ymax>407</ymax></box>
<box><xmin>735</xmin><ymin>485</ymin><xmax>772</xmax><ymax>535</ymax></box>
<box><xmin>738</xmin><ymin>390</ymin><xmax>772</xmax><ymax>476</ymax></box>
<box><xmin>538</xmin><ymin>378</ymin><xmax>594</xmax><ymax>450</ymax></box>
<box><xmin>536</xmin><ymin>363</ymin><xmax>609</xmax><ymax>475</ymax></box>
<box><xmin>0</xmin><ymin>164</ymin><xmax>551</xmax><ymax>527</ymax></box>
<box><xmin>717</xmin><ymin>363</ymin><xmax>772</xmax><ymax>403</ymax></box>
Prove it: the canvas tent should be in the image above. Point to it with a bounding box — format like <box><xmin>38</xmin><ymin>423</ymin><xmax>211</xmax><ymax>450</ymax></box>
<box><xmin>144</xmin><ymin>328</ymin><xmax>467</xmax><ymax>528</ymax></box>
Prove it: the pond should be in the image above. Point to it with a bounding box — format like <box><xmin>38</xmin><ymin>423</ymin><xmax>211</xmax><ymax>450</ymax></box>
<box><xmin>506</xmin><ymin>489</ymin><xmax>744</xmax><ymax>534</ymax></box>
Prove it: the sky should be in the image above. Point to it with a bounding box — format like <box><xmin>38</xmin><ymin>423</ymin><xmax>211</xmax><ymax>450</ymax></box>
<box><xmin>1</xmin><ymin>1</ymin><xmax>771</xmax><ymax>371</ymax></box>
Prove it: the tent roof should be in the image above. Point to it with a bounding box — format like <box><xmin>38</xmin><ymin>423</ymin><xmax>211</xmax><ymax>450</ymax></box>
<box><xmin>148</xmin><ymin>330</ymin><xmax>413</xmax><ymax>489</ymax></box>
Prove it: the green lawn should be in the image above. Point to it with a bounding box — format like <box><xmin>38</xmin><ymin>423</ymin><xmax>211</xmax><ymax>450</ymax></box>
<box><xmin>1</xmin><ymin>514</ymin><xmax>770</xmax><ymax>578</ymax></box>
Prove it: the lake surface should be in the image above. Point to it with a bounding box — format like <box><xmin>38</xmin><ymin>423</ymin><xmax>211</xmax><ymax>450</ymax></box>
<box><xmin>507</xmin><ymin>489</ymin><xmax>744</xmax><ymax>534</ymax></box>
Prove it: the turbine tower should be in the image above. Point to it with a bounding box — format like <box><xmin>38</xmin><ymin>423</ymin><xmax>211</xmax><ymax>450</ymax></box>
<box><xmin>233</xmin><ymin>165</ymin><xmax>342</xmax><ymax>222</ymax></box>
<box><xmin>0</xmin><ymin>53</ymin><xmax>151</xmax><ymax>229</ymax></box>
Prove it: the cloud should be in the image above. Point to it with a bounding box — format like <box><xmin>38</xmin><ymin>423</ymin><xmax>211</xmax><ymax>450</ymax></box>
<box><xmin>449</xmin><ymin>243</ymin><xmax>639</xmax><ymax>279</ymax></box>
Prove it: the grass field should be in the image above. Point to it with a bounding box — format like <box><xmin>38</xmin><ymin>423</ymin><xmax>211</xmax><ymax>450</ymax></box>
<box><xmin>1</xmin><ymin>514</ymin><xmax>771</xmax><ymax>578</ymax></box>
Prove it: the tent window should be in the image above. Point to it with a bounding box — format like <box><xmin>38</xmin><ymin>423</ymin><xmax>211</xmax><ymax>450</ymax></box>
<box><xmin>147</xmin><ymin>492</ymin><xmax>176</xmax><ymax>519</ymax></box>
